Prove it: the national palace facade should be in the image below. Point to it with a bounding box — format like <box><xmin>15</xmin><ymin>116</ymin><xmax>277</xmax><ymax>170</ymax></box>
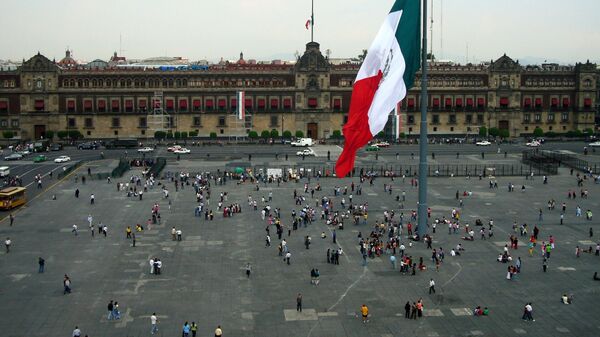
<box><xmin>0</xmin><ymin>41</ymin><xmax>598</xmax><ymax>141</ymax></box>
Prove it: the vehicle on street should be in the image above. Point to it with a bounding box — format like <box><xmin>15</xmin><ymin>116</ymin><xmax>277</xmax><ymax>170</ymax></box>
<box><xmin>18</xmin><ymin>150</ymin><xmax>31</xmax><ymax>156</ymax></box>
<box><xmin>33</xmin><ymin>139</ymin><xmax>50</xmax><ymax>152</ymax></box>
<box><xmin>78</xmin><ymin>142</ymin><xmax>98</xmax><ymax>150</ymax></box>
<box><xmin>105</xmin><ymin>138</ymin><xmax>138</xmax><ymax>149</ymax></box>
<box><xmin>33</xmin><ymin>155</ymin><xmax>47</xmax><ymax>163</ymax></box>
<box><xmin>0</xmin><ymin>186</ymin><xmax>27</xmax><ymax>210</ymax></box>
<box><xmin>54</xmin><ymin>155</ymin><xmax>71</xmax><ymax>163</ymax></box>
<box><xmin>373</xmin><ymin>141</ymin><xmax>390</xmax><ymax>147</ymax></box>
<box><xmin>4</xmin><ymin>153</ymin><xmax>23</xmax><ymax>161</ymax></box>
<box><xmin>173</xmin><ymin>148</ymin><xmax>191</xmax><ymax>154</ymax></box>
<box><xmin>588</xmin><ymin>141</ymin><xmax>600</xmax><ymax>147</ymax></box>
<box><xmin>366</xmin><ymin>145</ymin><xmax>380</xmax><ymax>151</ymax></box>
<box><xmin>137</xmin><ymin>147</ymin><xmax>154</xmax><ymax>153</ymax></box>
<box><xmin>296</xmin><ymin>149</ymin><xmax>315</xmax><ymax>156</ymax></box>
<box><xmin>50</xmin><ymin>143</ymin><xmax>63</xmax><ymax>151</ymax></box>
<box><xmin>476</xmin><ymin>141</ymin><xmax>492</xmax><ymax>146</ymax></box>
<box><xmin>0</xmin><ymin>166</ymin><xmax>9</xmax><ymax>177</ymax></box>
<box><xmin>167</xmin><ymin>145</ymin><xmax>183</xmax><ymax>152</ymax></box>
<box><xmin>291</xmin><ymin>138</ymin><xmax>313</xmax><ymax>147</ymax></box>
<box><xmin>526</xmin><ymin>141</ymin><xmax>541</xmax><ymax>147</ymax></box>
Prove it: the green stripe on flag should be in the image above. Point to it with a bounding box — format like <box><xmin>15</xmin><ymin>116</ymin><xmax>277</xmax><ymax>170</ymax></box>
<box><xmin>390</xmin><ymin>0</ymin><xmax>421</xmax><ymax>89</ymax></box>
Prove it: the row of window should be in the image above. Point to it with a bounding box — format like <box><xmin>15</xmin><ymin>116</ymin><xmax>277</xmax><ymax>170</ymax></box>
<box><xmin>66</xmin><ymin>115</ymin><xmax>258</xmax><ymax>129</ymax></box>
<box><xmin>524</xmin><ymin>78</ymin><xmax>576</xmax><ymax>87</ymax></box>
<box><xmin>402</xmin><ymin>96</ymin><xmax>487</xmax><ymax>109</ymax></box>
<box><xmin>405</xmin><ymin>112</ymin><xmax>572</xmax><ymax>125</ymax></box>
<box><xmin>0</xmin><ymin>80</ymin><xmax>17</xmax><ymax>88</ymax></box>
<box><xmin>61</xmin><ymin>77</ymin><xmax>289</xmax><ymax>89</ymax></box>
<box><xmin>0</xmin><ymin>119</ymin><xmax>19</xmax><ymax>128</ymax></box>
<box><xmin>401</xmin><ymin>96</ymin><xmax>593</xmax><ymax>109</ymax></box>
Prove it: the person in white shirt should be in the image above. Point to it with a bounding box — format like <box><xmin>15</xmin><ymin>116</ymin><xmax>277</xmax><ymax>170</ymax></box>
<box><xmin>429</xmin><ymin>279</ymin><xmax>436</xmax><ymax>294</ymax></box>
<box><xmin>150</xmin><ymin>313</ymin><xmax>158</xmax><ymax>334</ymax></box>
<box><xmin>72</xmin><ymin>326</ymin><xmax>81</xmax><ymax>337</ymax></box>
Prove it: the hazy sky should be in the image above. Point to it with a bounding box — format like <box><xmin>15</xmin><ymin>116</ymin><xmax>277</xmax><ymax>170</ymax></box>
<box><xmin>1</xmin><ymin>0</ymin><xmax>599</xmax><ymax>65</ymax></box>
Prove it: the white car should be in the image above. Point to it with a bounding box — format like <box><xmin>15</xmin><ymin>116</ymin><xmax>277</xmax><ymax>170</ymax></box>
<box><xmin>588</xmin><ymin>141</ymin><xmax>600</xmax><ymax>147</ymax></box>
<box><xmin>167</xmin><ymin>145</ymin><xmax>182</xmax><ymax>152</ymax></box>
<box><xmin>296</xmin><ymin>149</ymin><xmax>315</xmax><ymax>156</ymax></box>
<box><xmin>54</xmin><ymin>155</ymin><xmax>71</xmax><ymax>163</ymax></box>
<box><xmin>137</xmin><ymin>147</ymin><xmax>154</xmax><ymax>153</ymax></box>
<box><xmin>476</xmin><ymin>141</ymin><xmax>491</xmax><ymax>146</ymax></box>
<box><xmin>526</xmin><ymin>141</ymin><xmax>541</xmax><ymax>147</ymax></box>
<box><xmin>373</xmin><ymin>141</ymin><xmax>390</xmax><ymax>147</ymax></box>
<box><xmin>173</xmin><ymin>148</ymin><xmax>191</xmax><ymax>154</ymax></box>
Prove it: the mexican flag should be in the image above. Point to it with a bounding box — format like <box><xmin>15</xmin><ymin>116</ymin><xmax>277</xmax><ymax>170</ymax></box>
<box><xmin>335</xmin><ymin>0</ymin><xmax>421</xmax><ymax>178</ymax></box>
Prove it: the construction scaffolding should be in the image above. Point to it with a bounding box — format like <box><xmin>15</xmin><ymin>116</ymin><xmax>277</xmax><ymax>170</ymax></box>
<box><xmin>147</xmin><ymin>91</ymin><xmax>169</xmax><ymax>138</ymax></box>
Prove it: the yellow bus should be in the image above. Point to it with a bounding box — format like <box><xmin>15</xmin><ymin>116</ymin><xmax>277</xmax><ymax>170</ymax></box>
<box><xmin>0</xmin><ymin>187</ymin><xmax>27</xmax><ymax>210</ymax></box>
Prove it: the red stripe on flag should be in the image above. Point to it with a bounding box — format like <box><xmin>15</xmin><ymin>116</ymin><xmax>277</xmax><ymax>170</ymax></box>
<box><xmin>335</xmin><ymin>71</ymin><xmax>383</xmax><ymax>178</ymax></box>
<box><xmin>305</xmin><ymin>20</ymin><xmax>311</xmax><ymax>30</ymax></box>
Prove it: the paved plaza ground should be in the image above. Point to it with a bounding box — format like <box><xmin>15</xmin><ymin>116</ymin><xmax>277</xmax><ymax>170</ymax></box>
<box><xmin>1</xmin><ymin>147</ymin><xmax>600</xmax><ymax>337</ymax></box>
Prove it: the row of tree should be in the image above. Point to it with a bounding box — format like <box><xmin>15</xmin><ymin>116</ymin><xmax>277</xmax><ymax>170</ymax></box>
<box><xmin>478</xmin><ymin>126</ymin><xmax>594</xmax><ymax>138</ymax></box>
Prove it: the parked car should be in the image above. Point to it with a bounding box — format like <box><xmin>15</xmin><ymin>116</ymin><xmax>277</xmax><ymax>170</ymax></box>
<box><xmin>54</xmin><ymin>155</ymin><xmax>71</xmax><ymax>163</ymax></box>
<box><xmin>476</xmin><ymin>141</ymin><xmax>492</xmax><ymax>146</ymax></box>
<box><xmin>4</xmin><ymin>153</ymin><xmax>23</xmax><ymax>161</ymax></box>
<box><xmin>373</xmin><ymin>141</ymin><xmax>390</xmax><ymax>147</ymax></box>
<box><xmin>526</xmin><ymin>141</ymin><xmax>541</xmax><ymax>147</ymax></box>
<box><xmin>50</xmin><ymin>144</ymin><xmax>63</xmax><ymax>151</ymax></box>
<box><xmin>366</xmin><ymin>145</ymin><xmax>380</xmax><ymax>151</ymax></box>
<box><xmin>296</xmin><ymin>149</ymin><xmax>315</xmax><ymax>156</ymax></box>
<box><xmin>18</xmin><ymin>150</ymin><xmax>31</xmax><ymax>156</ymax></box>
<box><xmin>137</xmin><ymin>147</ymin><xmax>154</xmax><ymax>153</ymax></box>
<box><xmin>588</xmin><ymin>141</ymin><xmax>600</xmax><ymax>147</ymax></box>
<box><xmin>167</xmin><ymin>145</ymin><xmax>183</xmax><ymax>152</ymax></box>
<box><xmin>78</xmin><ymin>142</ymin><xmax>98</xmax><ymax>150</ymax></box>
<box><xmin>33</xmin><ymin>155</ymin><xmax>47</xmax><ymax>163</ymax></box>
<box><xmin>173</xmin><ymin>148</ymin><xmax>191</xmax><ymax>154</ymax></box>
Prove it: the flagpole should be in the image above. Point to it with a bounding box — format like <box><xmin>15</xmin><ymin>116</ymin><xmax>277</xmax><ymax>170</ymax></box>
<box><xmin>417</xmin><ymin>0</ymin><xmax>429</xmax><ymax>238</ymax></box>
<box><xmin>311</xmin><ymin>0</ymin><xmax>314</xmax><ymax>42</ymax></box>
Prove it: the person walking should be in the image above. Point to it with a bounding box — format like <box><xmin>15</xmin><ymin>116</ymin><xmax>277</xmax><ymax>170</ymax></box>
<box><xmin>107</xmin><ymin>300</ymin><xmax>114</xmax><ymax>320</ymax></box>
<box><xmin>182</xmin><ymin>321</ymin><xmax>191</xmax><ymax>337</ymax></box>
<box><xmin>214</xmin><ymin>325</ymin><xmax>223</xmax><ymax>337</ymax></box>
<box><xmin>245</xmin><ymin>263</ymin><xmax>252</xmax><ymax>278</ymax></box>
<box><xmin>38</xmin><ymin>257</ymin><xmax>45</xmax><ymax>273</ymax></box>
<box><xmin>361</xmin><ymin>304</ymin><xmax>369</xmax><ymax>323</ymax></box>
<box><xmin>150</xmin><ymin>312</ymin><xmax>158</xmax><ymax>334</ymax></box>
<box><xmin>296</xmin><ymin>293</ymin><xmax>303</xmax><ymax>312</ymax></box>
<box><xmin>190</xmin><ymin>322</ymin><xmax>198</xmax><ymax>337</ymax></box>
<box><xmin>63</xmin><ymin>274</ymin><xmax>72</xmax><ymax>294</ymax></box>
<box><xmin>5</xmin><ymin>237</ymin><xmax>11</xmax><ymax>253</ymax></box>
<box><xmin>9</xmin><ymin>213</ymin><xmax>14</xmax><ymax>226</ymax></box>
<box><xmin>522</xmin><ymin>303</ymin><xmax>534</xmax><ymax>321</ymax></box>
<box><xmin>72</xmin><ymin>326</ymin><xmax>81</xmax><ymax>337</ymax></box>
<box><xmin>90</xmin><ymin>193</ymin><xmax>95</xmax><ymax>205</ymax></box>
<box><xmin>429</xmin><ymin>279</ymin><xmax>436</xmax><ymax>294</ymax></box>
<box><xmin>404</xmin><ymin>301</ymin><xmax>411</xmax><ymax>318</ymax></box>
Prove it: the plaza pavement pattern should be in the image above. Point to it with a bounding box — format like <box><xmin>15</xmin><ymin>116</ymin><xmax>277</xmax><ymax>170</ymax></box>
<box><xmin>0</xmin><ymin>159</ymin><xmax>599</xmax><ymax>337</ymax></box>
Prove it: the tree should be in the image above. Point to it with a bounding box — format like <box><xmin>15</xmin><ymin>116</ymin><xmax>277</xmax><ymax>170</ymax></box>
<box><xmin>45</xmin><ymin>130</ymin><xmax>55</xmax><ymax>140</ymax></box>
<box><xmin>174</xmin><ymin>131</ymin><xmax>181</xmax><ymax>140</ymax></box>
<box><xmin>283</xmin><ymin>130</ymin><xmax>292</xmax><ymax>138</ymax></box>
<box><xmin>209</xmin><ymin>132</ymin><xmax>217</xmax><ymax>139</ymax></box>
<box><xmin>399</xmin><ymin>132</ymin><xmax>407</xmax><ymax>139</ymax></box>
<box><xmin>166</xmin><ymin>131</ymin><xmax>174</xmax><ymax>139</ymax></box>
<box><xmin>376</xmin><ymin>131</ymin><xmax>385</xmax><ymax>138</ymax></box>
<box><xmin>270</xmin><ymin>129</ymin><xmax>279</xmax><ymax>138</ymax></box>
<box><xmin>154</xmin><ymin>131</ymin><xmax>167</xmax><ymax>140</ymax></box>
<box><xmin>248</xmin><ymin>131</ymin><xmax>259</xmax><ymax>139</ymax></box>
<box><xmin>68</xmin><ymin>130</ymin><xmax>82</xmax><ymax>139</ymax></box>
<box><xmin>188</xmin><ymin>131</ymin><xmax>199</xmax><ymax>137</ymax></box>
<box><xmin>295</xmin><ymin>130</ymin><xmax>304</xmax><ymax>138</ymax></box>
<box><xmin>478</xmin><ymin>126</ymin><xmax>488</xmax><ymax>137</ymax></box>
<box><xmin>533</xmin><ymin>127</ymin><xmax>544</xmax><ymax>138</ymax></box>
<box><xmin>261</xmin><ymin>130</ymin><xmax>270</xmax><ymax>139</ymax></box>
<box><xmin>545</xmin><ymin>131</ymin><xmax>558</xmax><ymax>138</ymax></box>
<box><xmin>584</xmin><ymin>128</ymin><xmax>594</xmax><ymax>135</ymax></box>
<box><xmin>331</xmin><ymin>130</ymin><xmax>342</xmax><ymax>139</ymax></box>
<box><xmin>180</xmin><ymin>131</ymin><xmax>188</xmax><ymax>139</ymax></box>
<box><xmin>499</xmin><ymin>129</ymin><xmax>510</xmax><ymax>138</ymax></box>
<box><xmin>2</xmin><ymin>131</ymin><xmax>14</xmax><ymax>139</ymax></box>
<box><xmin>488</xmin><ymin>127</ymin><xmax>500</xmax><ymax>137</ymax></box>
<box><xmin>57</xmin><ymin>130</ymin><xmax>68</xmax><ymax>140</ymax></box>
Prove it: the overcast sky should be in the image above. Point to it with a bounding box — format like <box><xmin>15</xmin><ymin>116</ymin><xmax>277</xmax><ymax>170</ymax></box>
<box><xmin>1</xmin><ymin>0</ymin><xmax>599</xmax><ymax>65</ymax></box>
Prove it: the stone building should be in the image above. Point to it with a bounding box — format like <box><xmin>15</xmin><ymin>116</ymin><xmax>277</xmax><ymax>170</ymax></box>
<box><xmin>0</xmin><ymin>42</ymin><xmax>597</xmax><ymax>141</ymax></box>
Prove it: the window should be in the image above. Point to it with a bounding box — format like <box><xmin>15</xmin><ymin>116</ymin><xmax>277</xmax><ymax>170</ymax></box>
<box><xmin>432</xmin><ymin>115</ymin><xmax>440</xmax><ymax>124</ymax></box>
<box><xmin>193</xmin><ymin>116</ymin><xmax>202</xmax><ymax>126</ymax></box>
<box><xmin>525</xmin><ymin>126</ymin><xmax>529</xmax><ymax>131</ymax></box>
<box><xmin>524</xmin><ymin>114</ymin><xmax>531</xmax><ymax>122</ymax></box>
<box><xmin>270</xmin><ymin>116</ymin><xmax>279</xmax><ymax>127</ymax></box>
<box><xmin>308</xmin><ymin>98</ymin><xmax>318</xmax><ymax>108</ymax></box>
<box><xmin>0</xmin><ymin>120</ymin><xmax>7</xmax><ymax>127</ymax></box>
<box><xmin>449</xmin><ymin>115</ymin><xmax>456</xmax><ymax>124</ymax></box>
<box><xmin>111</xmin><ymin>100</ymin><xmax>120</xmax><ymax>113</ymax></box>
<box><xmin>139</xmin><ymin>117</ymin><xmax>147</xmax><ymax>128</ymax></box>
<box><xmin>98</xmin><ymin>100</ymin><xmax>106</xmax><ymax>112</ymax></box>
<box><xmin>11</xmin><ymin>119</ymin><xmax>19</xmax><ymax>128</ymax></box>
<box><xmin>499</xmin><ymin>97</ymin><xmax>509</xmax><ymax>108</ymax></box>
<box><xmin>68</xmin><ymin>118</ymin><xmax>76</xmax><ymax>128</ymax></box>
<box><xmin>84</xmin><ymin>100</ymin><xmax>92</xmax><ymax>112</ymax></box>
<box><xmin>218</xmin><ymin>116</ymin><xmax>226</xmax><ymax>127</ymax></box>
<box><xmin>548</xmin><ymin>113</ymin><xmax>555</xmax><ymax>122</ymax></box>
<box><xmin>125</xmin><ymin>100</ymin><xmax>133</xmax><ymax>113</ymax></box>
<box><xmin>67</xmin><ymin>100</ymin><xmax>76</xmax><ymax>113</ymax></box>
<box><xmin>433</xmin><ymin>127</ymin><xmax>438</xmax><ymax>132</ymax></box>
<box><xmin>193</xmin><ymin>99</ymin><xmax>202</xmax><ymax>112</ymax></box>
<box><xmin>0</xmin><ymin>101</ymin><xmax>8</xmax><ymax>113</ymax></box>
<box><xmin>477</xmin><ymin>114</ymin><xmax>484</xmax><ymax>124</ymax></box>
<box><xmin>34</xmin><ymin>99</ymin><xmax>45</xmax><ymax>111</ymax></box>
<box><xmin>84</xmin><ymin>118</ymin><xmax>93</xmax><ymax>128</ymax></box>
<box><xmin>561</xmin><ymin>112</ymin><xmax>569</xmax><ymax>122</ymax></box>
<box><xmin>534</xmin><ymin>114</ymin><xmax>541</xmax><ymax>122</ymax></box>
<box><xmin>407</xmin><ymin>115</ymin><xmax>415</xmax><ymax>124</ymax></box>
<box><xmin>179</xmin><ymin>99</ymin><xmax>188</xmax><ymax>112</ymax></box>
<box><xmin>112</xmin><ymin>117</ymin><xmax>120</xmax><ymax>128</ymax></box>
<box><xmin>271</xmin><ymin>98</ymin><xmax>279</xmax><ymax>110</ymax></box>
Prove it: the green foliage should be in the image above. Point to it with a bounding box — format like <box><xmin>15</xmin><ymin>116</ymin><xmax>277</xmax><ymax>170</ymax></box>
<box><xmin>283</xmin><ymin>130</ymin><xmax>292</xmax><ymax>138</ymax></box>
<box><xmin>166</xmin><ymin>131</ymin><xmax>174</xmax><ymax>139</ymax></box>
<box><xmin>248</xmin><ymin>131</ymin><xmax>259</xmax><ymax>139</ymax></box>
<box><xmin>180</xmin><ymin>131</ymin><xmax>188</xmax><ymax>139</ymax></box>
<box><xmin>2</xmin><ymin>131</ymin><xmax>14</xmax><ymax>139</ymax></box>
<box><xmin>533</xmin><ymin>127</ymin><xmax>544</xmax><ymax>138</ymax></box>
<box><xmin>188</xmin><ymin>131</ymin><xmax>199</xmax><ymax>137</ymax></box>
<box><xmin>376</xmin><ymin>131</ymin><xmax>385</xmax><ymax>138</ymax></box>
<box><xmin>270</xmin><ymin>129</ymin><xmax>279</xmax><ymax>138</ymax></box>
<box><xmin>478</xmin><ymin>126</ymin><xmax>487</xmax><ymax>137</ymax></box>
<box><xmin>295</xmin><ymin>130</ymin><xmax>304</xmax><ymax>138</ymax></box>
<box><xmin>584</xmin><ymin>128</ymin><xmax>594</xmax><ymax>135</ymax></box>
<box><xmin>545</xmin><ymin>131</ymin><xmax>559</xmax><ymax>138</ymax></box>
<box><xmin>57</xmin><ymin>130</ymin><xmax>69</xmax><ymax>140</ymax></box>
<box><xmin>45</xmin><ymin>130</ymin><xmax>55</xmax><ymax>140</ymax></box>
<box><xmin>565</xmin><ymin>129</ymin><xmax>583</xmax><ymax>138</ymax></box>
<box><xmin>261</xmin><ymin>130</ymin><xmax>270</xmax><ymax>139</ymax></box>
<box><xmin>68</xmin><ymin>130</ymin><xmax>83</xmax><ymax>139</ymax></box>
<box><xmin>498</xmin><ymin>129</ymin><xmax>510</xmax><ymax>138</ymax></box>
<box><xmin>174</xmin><ymin>131</ymin><xmax>181</xmax><ymax>140</ymax></box>
<box><xmin>488</xmin><ymin>127</ymin><xmax>500</xmax><ymax>137</ymax></box>
<box><xmin>331</xmin><ymin>130</ymin><xmax>343</xmax><ymax>139</ymax></box>
<box><xmin>154</xmin><ymin>131</ymin><xmax>166</xmax><ymax>140</ymax></box>
<box><xmin>209</xmin><ymin>132</ymin><xmax>217</xmax><ymax>139</ymax></box>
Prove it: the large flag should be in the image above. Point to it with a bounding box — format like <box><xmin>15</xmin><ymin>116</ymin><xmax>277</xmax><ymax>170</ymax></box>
<box><xmin>335</xmin><ymin>0</ymin><xmax>421</xmax><ymax>177</ymax></box>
